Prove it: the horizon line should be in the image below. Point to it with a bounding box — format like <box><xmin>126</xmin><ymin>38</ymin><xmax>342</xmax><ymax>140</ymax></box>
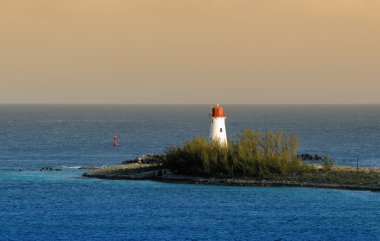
<box><xmin>1</xmin><ymin>103</ymin><xmax>380</xmax><ymax>106</ymax></box>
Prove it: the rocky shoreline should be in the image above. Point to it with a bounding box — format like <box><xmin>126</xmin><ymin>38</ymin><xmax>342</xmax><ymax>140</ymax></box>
<box><xmin>83</xmin><ymin>171</ymin><xmax>380</xmax><ymax>192</ymax></box>
<box><xmin>83</xmin><ymin>159</ymin><xmax>380</xmax><ymax>192</ymax></box>
<box><xmin>153</xmin><ymin>175</ymin><xmax>380</xmax><ymax>192</ymax></box>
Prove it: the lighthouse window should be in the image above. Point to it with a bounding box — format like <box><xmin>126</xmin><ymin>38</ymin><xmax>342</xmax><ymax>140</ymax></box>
<box><xmin>220</xmin><ymin>128</ymin><xmax>223</xmax><ymax>132</ymax></box>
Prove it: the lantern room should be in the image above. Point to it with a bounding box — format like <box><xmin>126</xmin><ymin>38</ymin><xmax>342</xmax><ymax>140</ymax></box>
<box><xmin>212</xmin><ymin>104</ymin><xmax>225</xmax><ymax>118</ymax></box>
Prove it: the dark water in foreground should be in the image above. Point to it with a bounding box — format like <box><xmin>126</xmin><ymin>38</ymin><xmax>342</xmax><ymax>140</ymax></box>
<box><xmin>1</xmin><ymin>105</ymin><xmax>380</xmax><ymax>240</ymax></box>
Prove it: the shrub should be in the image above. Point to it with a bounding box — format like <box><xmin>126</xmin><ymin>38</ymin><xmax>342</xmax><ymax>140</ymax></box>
<box><xmin>322</xmin><ymin>155</ymin><xmax>334</xmax><ymax>171</ymax></box>
<box><xmin>164</xmin><ymin>129</ymin><xmax>308</xmax><ymax>178</ymax></box>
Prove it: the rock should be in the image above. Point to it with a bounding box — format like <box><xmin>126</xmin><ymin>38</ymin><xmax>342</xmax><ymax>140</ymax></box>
<box><xmin>40</xmin><ymin>167</ymin><xmax>62</xmax><ymax>172</ymax></box>
<box><xmin>297</xmin><ymin>153</ymin><xmax>323</xmax><ymax>161</ymax></box>
<box><xmin>129</xmin><ymin>170</ymin><xmax>157</xmax><ymax>179</ymax></box>
<box><xmin>122</xmin><ymin>154</ymin><xmax>163</xmax><ymax>165</ymax></box>
<box><xmin>156</xmin><ymin>169</ymin><xmax>163</xmax><ymax>177</ymax></box>
<box><xmin>314</xmin><ymin>155</ymin><xmax>322</xmax><ymax>160</ymax></box>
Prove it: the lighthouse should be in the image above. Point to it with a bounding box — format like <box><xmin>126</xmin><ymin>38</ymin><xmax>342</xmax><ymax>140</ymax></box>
<box><xmin>209</xmin><ymin>104</ymin><xmax>227</xmax><ymax>145</ymax></box>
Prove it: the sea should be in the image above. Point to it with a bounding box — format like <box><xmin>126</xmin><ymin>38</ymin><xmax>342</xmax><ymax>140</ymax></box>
<box><xmin>1</xmin><ymin>104</ymin><xmax>380</xmax><ymax>240</ymax></box>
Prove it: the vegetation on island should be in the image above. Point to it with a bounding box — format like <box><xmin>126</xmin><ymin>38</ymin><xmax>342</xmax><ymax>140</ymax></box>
<box><xmin>164</xmin><ymin>129</ymin><xmax>310</xmax><ymax>178</ymax></box>
<box><xmin>84</xmin><ymin>129</ymin><xmax>380</xmax><ymax>191</ymax></box>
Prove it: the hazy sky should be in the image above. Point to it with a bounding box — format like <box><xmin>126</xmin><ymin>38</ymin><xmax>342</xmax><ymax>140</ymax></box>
<box><xmin>1</xmin><ymin>0</ymin><xmax>379</xmax><ymax>104</ymax></box>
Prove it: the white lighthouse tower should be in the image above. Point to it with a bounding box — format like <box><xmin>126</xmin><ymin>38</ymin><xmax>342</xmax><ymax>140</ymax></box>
<box><xmin>209</xmin><ymin>104</ymin><xmax>227</xmax><ymax>145</ymax></box>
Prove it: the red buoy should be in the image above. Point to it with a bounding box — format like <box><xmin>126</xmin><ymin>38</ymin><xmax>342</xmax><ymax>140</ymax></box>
<box><xmin>113</xmin><ymin>136</ymin><xmax>119</xmax><ymax>146</ymax></box>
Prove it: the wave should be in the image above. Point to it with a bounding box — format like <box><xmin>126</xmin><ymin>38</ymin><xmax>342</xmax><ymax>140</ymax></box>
<box><xmin>62</xmin><ymin>166</ymin><xmax>82</xmax><ymax>169</ymax></box>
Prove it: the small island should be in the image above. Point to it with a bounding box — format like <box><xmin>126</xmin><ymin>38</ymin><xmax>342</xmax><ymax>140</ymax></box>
<box><xmin>83</xmin><ymin>130</ymin><xmax>380</xmax><ymax>192</ymax></box>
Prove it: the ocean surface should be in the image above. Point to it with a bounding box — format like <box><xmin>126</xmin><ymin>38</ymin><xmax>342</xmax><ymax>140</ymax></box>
<box><xmin>1</xmin><ymin>104</ymin><xmax>380</xmax><ymax>240</ymax></box>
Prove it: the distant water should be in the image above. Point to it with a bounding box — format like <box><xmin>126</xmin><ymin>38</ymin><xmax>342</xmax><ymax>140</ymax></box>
<box><xmin>1</xmin><ymin>105</ymin><xmax>380</xmax><ymax>240</ymax></box>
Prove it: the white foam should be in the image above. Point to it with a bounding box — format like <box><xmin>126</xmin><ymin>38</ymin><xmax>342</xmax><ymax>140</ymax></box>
<box><xmin>62</xmin><ymin>166</ymin><xmax>82</xmax><ymax>169</ymax></box>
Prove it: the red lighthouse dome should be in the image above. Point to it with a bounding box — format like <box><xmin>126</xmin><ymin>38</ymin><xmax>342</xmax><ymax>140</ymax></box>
<box><xmin>212</xmin><ymin>104</ymin><xmax>225</xmax><ymax>117</ymax></box>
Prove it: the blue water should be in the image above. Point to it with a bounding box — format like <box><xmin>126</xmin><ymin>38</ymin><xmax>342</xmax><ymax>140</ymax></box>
<box><xmin>1</xmin><ymin>105</ymin><xmax>380</xmax><ymax>240</ymax></box>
